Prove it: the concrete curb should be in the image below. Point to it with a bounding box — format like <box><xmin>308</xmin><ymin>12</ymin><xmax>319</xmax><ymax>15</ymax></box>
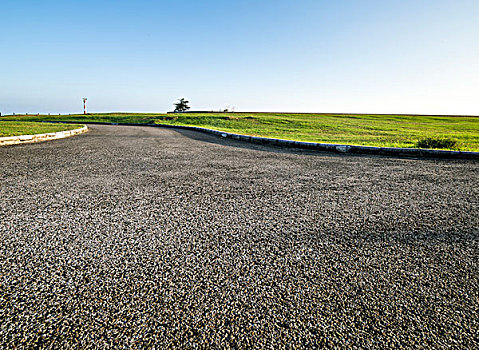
<box><xmin>5</xmin><ymin>120</ymin><xmax>479</xmax><ymax>159</ymax></box>
<box><xmin>0</xmin><ymin>125</ymin><xmax>88</xmax><ymax>147</ymax></box>
<box><xmin>153</xmin><ymin>124</ymin><xmax>479</xmax><ymax>160</ymax></box>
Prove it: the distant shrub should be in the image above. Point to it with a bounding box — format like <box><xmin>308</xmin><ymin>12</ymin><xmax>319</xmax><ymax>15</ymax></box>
<box><xmin>161</xmin><ymin>116</ymin><xmax>178</xmax><ymax>121</ymax></box>
<box><xmin>415</xmin><ymin>137</ymin><xmax>457</xmax><ymax>149</ymax></box>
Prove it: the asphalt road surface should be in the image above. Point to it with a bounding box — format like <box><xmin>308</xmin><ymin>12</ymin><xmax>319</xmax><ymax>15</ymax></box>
<box><xmin>1</xmin><ymin>125</ymin><xmax>478</xmax><ymax>349</ymax></box>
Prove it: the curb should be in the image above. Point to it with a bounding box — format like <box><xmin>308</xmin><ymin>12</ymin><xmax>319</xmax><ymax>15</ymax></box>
<box><xmin>4</xmin><ymin>120</ymin><xmax>479</xmax><ymax>159</ymax></box>
<box><xmin>153</xmin><ymin>124</ymin><xmax>479</xmax><ymax>160</ymax></box>
<box><xmin>0</xmin><ymin>125</ymin><xmax>88</xmax><ymax>147</ymax></box>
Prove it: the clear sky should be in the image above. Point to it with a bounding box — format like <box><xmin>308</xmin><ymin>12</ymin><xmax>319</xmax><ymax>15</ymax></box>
<box><xmin>1</xmin><ymin>0</ymin><xmax>478</xmax><ymax>115</ymax></box>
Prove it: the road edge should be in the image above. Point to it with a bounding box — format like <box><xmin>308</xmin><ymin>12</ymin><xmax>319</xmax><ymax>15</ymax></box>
<box><xmin>155</xmin><ymin>124</ymin><xmax>479</xmax><ymax>160</ymax></box>
<box><xmin>0</xmin><ymin>125</ymin><xmax>88</xmax><ymax>147</ymax></box>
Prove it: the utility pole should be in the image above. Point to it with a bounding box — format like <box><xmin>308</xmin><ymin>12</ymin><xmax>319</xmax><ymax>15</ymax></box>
<box><xmin>83</xmin><ymin>98</ymin><xmax>88</xmax><ymax>114</ymax></box>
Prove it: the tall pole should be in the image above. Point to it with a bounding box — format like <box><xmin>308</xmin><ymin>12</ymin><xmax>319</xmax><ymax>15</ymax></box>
<box><xmin>83</xmin><ymin>98</ymin><xmax>87</xmax><ymax>114</ymax></box>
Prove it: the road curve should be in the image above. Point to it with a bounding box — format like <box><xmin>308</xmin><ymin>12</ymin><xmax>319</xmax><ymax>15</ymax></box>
<box><xmin>1</xmin><ymin>124</ymin><xmax>478</xmax><ymax>349</ymax></box>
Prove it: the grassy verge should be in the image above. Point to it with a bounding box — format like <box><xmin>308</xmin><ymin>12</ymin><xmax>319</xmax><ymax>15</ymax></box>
<box><xmin>1</xmin><ymin>113</ymin><xmax>478</xmax><ymax>151</ymax></box>
<box><xmin>0</xmin><ymin>121</ymin><xmax>84</xmax><ymax>137</ymax></box>
<box><xmin>0</xmin><ymin>113</ymin><xmax>156</xmax><ymax>125</ymax></box>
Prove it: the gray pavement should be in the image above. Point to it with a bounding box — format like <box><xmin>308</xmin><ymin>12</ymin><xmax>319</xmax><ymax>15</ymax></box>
<box><xmin>0</xmin><ymin>124</ymin><xmax>478</xmax><ymax>349</ymax></box>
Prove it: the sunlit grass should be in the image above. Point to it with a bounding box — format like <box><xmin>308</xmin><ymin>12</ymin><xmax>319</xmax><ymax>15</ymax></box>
<box><xmin>0</xmin><ymin>121</ymin><xmax>84</xmax><ymax>137</ymax></box>
<box><xmin>2</xmin><ymin>112</ymin><xmax>478</xmax><ymax>151</ymax></box>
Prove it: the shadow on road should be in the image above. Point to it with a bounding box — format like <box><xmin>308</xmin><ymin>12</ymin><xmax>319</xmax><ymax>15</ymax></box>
<box><xmin>171</xmin><ymin>127</ymin><xmax>453</xmax><ymax>162</ymax></box>
<box><xmin>173</xmin><ymin>128</ymin><xmax>353</xmax><ymax>158</ymax></box>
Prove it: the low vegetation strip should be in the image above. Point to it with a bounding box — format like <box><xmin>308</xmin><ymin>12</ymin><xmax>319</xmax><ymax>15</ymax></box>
<box><xmin>1</xmin><ymin>113</ymin><xmax>478</xmax><ymax>151</ymax></box>
<box><xmin>0</xmin><ymin>121</ymin><xmax>85</xmax><ymax>137</ymax></box>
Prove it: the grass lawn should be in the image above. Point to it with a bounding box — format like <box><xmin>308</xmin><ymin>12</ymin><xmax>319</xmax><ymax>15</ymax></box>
<box><xmin>1</xmin><ymin>113</ymin><xmax>478</xmax><ymax>151</ymax></box>
<box><xmin>0</xmin><ymin>121</ymin><xmax>84</xmax><ymax>137</ymax></box>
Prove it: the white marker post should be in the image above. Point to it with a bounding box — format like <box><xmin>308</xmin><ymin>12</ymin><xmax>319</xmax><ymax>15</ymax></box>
<box><xmin>83</xmin><ymin>98</ymin><xmax>88</xmax><ymax>114</ymax></box>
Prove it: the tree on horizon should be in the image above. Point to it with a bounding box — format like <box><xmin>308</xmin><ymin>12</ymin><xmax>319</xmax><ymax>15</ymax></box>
<box><xmin>174</xmin><ymin>98</ymin><xmax>190</xmax><ymax>112</ymax></box>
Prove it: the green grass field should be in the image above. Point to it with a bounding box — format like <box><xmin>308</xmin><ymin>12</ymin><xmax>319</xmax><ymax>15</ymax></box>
<box><xmin>1</xmin><ymin>113</ymin><xmax>478</xmax><ymax>151</ymax></box>
<box><xmin>0</xmin><ymin>121</ymin><xmax>84</xmax><ymax>137</ymax></box>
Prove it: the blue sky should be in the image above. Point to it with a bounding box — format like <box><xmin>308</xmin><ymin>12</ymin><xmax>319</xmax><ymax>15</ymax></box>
<box><xmin>1</xmin><ymin>0</ymin><xmax>478</xmax><ymax>115</ymax></box>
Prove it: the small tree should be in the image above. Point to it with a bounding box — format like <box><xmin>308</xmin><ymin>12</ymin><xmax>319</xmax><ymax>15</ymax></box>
<box><xmin>174</xmin><ymin>98</ymin><xmax>190</xmax><ymax>112</ymax></box>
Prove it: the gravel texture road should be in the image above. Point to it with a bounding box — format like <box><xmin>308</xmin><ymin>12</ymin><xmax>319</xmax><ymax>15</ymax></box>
<box><xmin>0</xmin><ymin>124</ymin><xmax>478</xmax><ymax>349</ymax></box>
